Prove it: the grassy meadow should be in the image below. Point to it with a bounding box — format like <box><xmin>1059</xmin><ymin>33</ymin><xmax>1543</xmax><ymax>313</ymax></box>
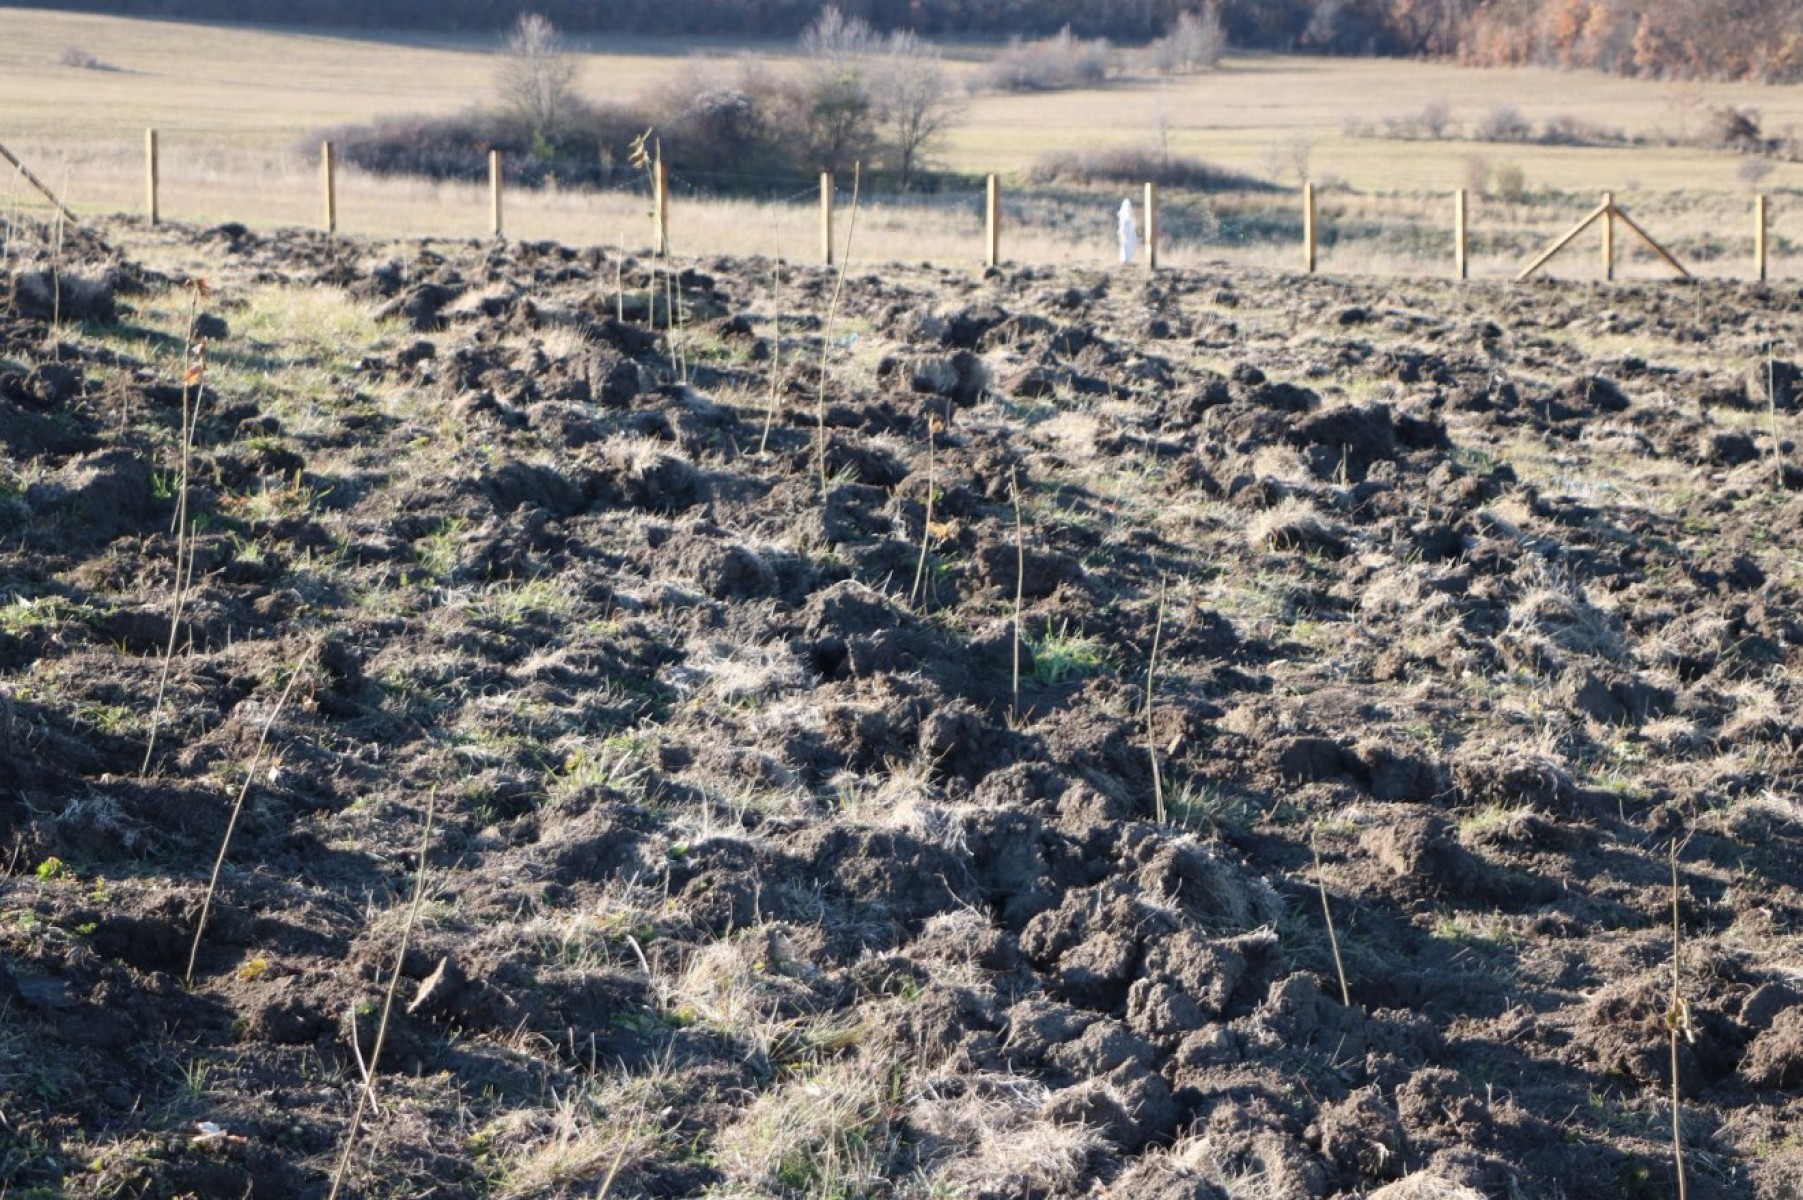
<box><xmin>0</xmin><ymin>6</ymin><xmax>1799</xmax><ymax>276</ymax></box>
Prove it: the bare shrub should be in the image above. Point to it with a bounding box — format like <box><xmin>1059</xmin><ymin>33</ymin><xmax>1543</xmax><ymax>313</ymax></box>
<box><xmin>1708</xmin><ymin>105</ymin><xmax>1764</xmax><ymax>150</ymax></box>
<box><xmin>322</xmin><ymin>103</ymin><xmax>644</xmax><ymax>189</ymax></box>
<box><xmin>59</xmin><ymin>46</ymin><xmax>111</xmax><ymax>70</ymax></box>
<box><xmin>1148</xmin><ymin>8</ymin><xmax>1227</xmax><ymax>74</ymax></box>
<box><xmin>1287</xmin><ymin>132</ymin><xmax>1314</xmax><ymax>183</ymax></box>
<box><xmin>800</xmin><ymin>4</ymin><xmax>878</xmax><ymax>65</ymax></box>
<box><xmin>1540</xmin><ymin>113</ymin><xmax>1627</xmax><ymax>145</ymax></box>
<box><xmin>1474</xmin><ymin>104</ymin><xmax>1532</xmax><ymax>142</ymax></box>
<box><xmin>1493</xmin><ymin>161</ymin><xmax>1528</xmax><ymax>201</ymax></box>
<box><xmin>1462</xmin><ymin>154</ymin><xmax>1491</xmax><ymax>197</ymax></box>
<box><xmin>495</xmin><ymin>13</ymin><xmax>581</xmax><ymax>147</ymax></box>
<box><xmin>1024</xmin><ymin>145</ymin><xmax>1272</xmax><ymax>191</ymax></box>
<box><xmin>973</xmin><ymin>28</ymin><xmax>1111</xmax><ymax>93</ymax></box>
<box><xmin>1380</xmin><ymin>103</ymin><xmax>1453</xmax><ymax>139</ymax></box>
<box><xmin>1420</xmin><ymin>98</ymin><xmax>1454</xmax><ymax>138</ymax></box>
<box><xmin>1738</xmin><ymin>157</ymin><xmax>1775</xmax><ymax>187</ymax></box>
<box><xmin>1258</xmin><ymin>134</ymin><xmax>1314</xmax><ymax>185</ymax></box>
<box><xmin>873</xmin><ymin>31</ymin><xmax>962</xmax><ymax>188</ymax></box>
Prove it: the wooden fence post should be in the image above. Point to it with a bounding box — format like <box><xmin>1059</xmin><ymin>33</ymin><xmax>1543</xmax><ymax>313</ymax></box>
<box><xmin>1455</xmin><ymin>187</ymin><xmax>1468</xmax><ymax>280</ymax></box>
<box><xmin>1303</xmin><ymin>181</ymin><xmax>1317</xmax><ymax>274</ymax></box>
<box><xmin>1602</xmin><ymin>191</ymin><xmax>1614</xmax><ymax>281</ymax></box>
<box><xmin>985</xmin><ymin>174</ymin><xmax>1001</xmax><ymax>268</ymax></box>
<box><xmin>145</xmin><ymin>129</ymin><xmax>158</xmax><ymax>226</ymax></box>
<box><xmin>489</xmin><ymin>149</ymin><xmax>503</xmax><ymax>238</ymax></box>
<box><xmin>321</xmin><ymin>140</ymin><xmax>336</xmax><ymax>234</ymax></box>
<box><xmin>820</xmin><ymin>171</ymin><xmax>834</xmax><ymax>265</ymax></box>
<box><xmin>1756</xmin><ymin>194</ymin><xmax>1769</xmax><ymax>283</ymax></box>
<box><xmin>654</xmin><ymin>158</ymin><xmax>670</xmax><ymax>255</ymax></box>
<box><xmin>1144</xmin><ymin>181</ymin><xmax>1158</xmax><ymax>271</ymax></box>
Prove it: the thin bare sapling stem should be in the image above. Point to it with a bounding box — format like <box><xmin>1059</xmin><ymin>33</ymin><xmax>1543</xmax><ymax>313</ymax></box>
<box><xmin>142</xmin><ymin>281</ymin><xmax>211</xmax><ymax>776</ymax></box>
<box><xmin>816</xmin><ymin>162</ymin><xmax>862</xmax><ymax>492</ymax></box>
<box><xmin>185</xmin><ymin>651</ymin><xmax>312</xmax><ymax>984</ymax></box>
<box><xmin>327</xmin><ymin>790</ymin><xmax>439</xmax><ymax>1200</ymax></box>
<box><xmin>1146</xmin><ymin>577</ymin><xmax>1167</xmax><ymax>824</ymax></box>
<box><xmin>1313</xmin><ymin>825</ymin><xmax>1352</xmax><ymax>1007</ymax></box>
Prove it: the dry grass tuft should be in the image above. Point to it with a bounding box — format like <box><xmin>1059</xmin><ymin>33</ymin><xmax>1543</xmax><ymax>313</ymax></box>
<box><xmin>714</xmin><ymin>1058</ymin><xmax>900</xmax><ymax>1197</ymax></box>
<box><xmin>1366</xmin><ymin>1174</ymin><xmax>1488</xmax><ymax>1199</ymax></box>
<box><xmin>474</xmin><ymin>1060</ymin><xmax>676</xmax><ymax>1199</ymax></box>
<box><xmin>1245</xmin><ymin>498</ymin><xmax>1347</xmax><ymax>555</ymax></box>
<box><xmin>909</xmin><ymin>1071</ymin><xmax>1103</xmax><ymax>1197</ymax></box>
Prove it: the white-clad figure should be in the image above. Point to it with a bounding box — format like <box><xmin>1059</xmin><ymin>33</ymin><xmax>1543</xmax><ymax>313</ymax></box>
<box><xmin>1118</xmin><ymin>198</ymin><xmax>1138</xmax><ymax>264</ymax></box>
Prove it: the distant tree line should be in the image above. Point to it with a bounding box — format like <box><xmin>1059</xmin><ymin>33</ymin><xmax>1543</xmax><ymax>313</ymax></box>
<box><xmin>35</xmin><ymin>0</ymin><xmax>1803</xmax><ymax>79</ymax></box>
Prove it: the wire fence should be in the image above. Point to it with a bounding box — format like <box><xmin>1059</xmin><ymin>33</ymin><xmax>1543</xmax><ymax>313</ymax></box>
<box><xmin>1</xmin><ymin>132</ymin><xmax>1793</xmax><ymax>283</ymax></box>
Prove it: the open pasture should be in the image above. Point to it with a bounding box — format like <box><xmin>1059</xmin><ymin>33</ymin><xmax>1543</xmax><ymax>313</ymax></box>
<box><xmin>1</xmin><ymin>9</ymin><xmax>1800</xmax><ymax>277</ymax></box>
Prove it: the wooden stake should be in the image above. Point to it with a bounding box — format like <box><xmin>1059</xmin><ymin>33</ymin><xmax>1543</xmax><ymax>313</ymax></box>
<box><xmin>1515</xmin><ymin>201</ymin><xmax>1610</xmax><ymax>281</ymax></box>
<box><xmin>1756</xmin><ymin>194</ymin><xmax>1769</xmax><ymax>283</ymax></box>
<box><xmin>1454</xmin><ymin>187</ymin><xmax>1468</xmax><ymax>280</ymax></box>
<box><xmin>1303</xmin><ymin>181</ymin><xmax>1317</xmax><ymax>274</ymax></box>
<box><xmin>985</xmin><ymin>174</ymin><xmax>1001</xmax><ymax>268</ymax></box>
<box><xmin>321</xmin><ymin>140</ymin><xmax>337</xmax><ymax>234</ymax></box>
<box><xmin>1602</xmin><ymin>191</ymin><xmax>1615</xmax><ymax>281</ymax></box>
<box><xmin>145</xmin><ymin>128</ymin><xmax>159</xmax><ymax>226</ymax></box>
<box><xmin>1144</xmin><ymin>181</ymin><xmax>1158</xmax><ymax>271</ymax></box>
<box><xmin>0</xmin><ymin>141</ymin><xmax>79</xmax><ymax>225</ymax></box>
<box><xmin>820</xmin><ymin>171</ymin><xmax>834</xmax><ymax>265</ymax></box>
<box><xmin>654</xmin><ymin>158</ymin><xmax>670</xmax><ymax>256</ymax></box>
<box><xmin>488</xmin><ymin>149</ymin><xmax>503</xmax><ymax>239</ymax></box>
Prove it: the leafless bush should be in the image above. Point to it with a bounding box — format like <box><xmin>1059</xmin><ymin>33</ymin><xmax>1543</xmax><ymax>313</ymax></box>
<box><xmin>1738</xmin><ymin>157</ymin><xmax>1776</xmax><ymax>187</ymax></box>
<box><xmin>1257</xmin><ymin>132</ymin><xmax>1313</xmax><ymax>185</ymax></box>
<box><xmin>1462</xmin><ymin>154</ymin><xmax>1491</xmax><ymax>197</ymax></box>
<box><xmin>1540</xmin><ymin>113</ymin><xmax>1627</xmax><ymax>146</ymax></box>
<box><xmin>1474</xmin><ymin>104</ymin><xmax>1532</xmax><ymax>142</ymax></box>
<box><xmin>58</xmin><ymin>46</ymin><xmax>112</xmax><ymax>70</ymax></box>
<box><xmin>801</xmin><ymin>4</ymin><xmax>878</xmax><ymax>64</ymax></box>
<box><xmin>1493</xmin><ymin>162</ymin><xmax>1528</xmax><ymax>201</ymax></box>
<box><xmin>1419</xmin><ymin>98</ymin><xmax>1454</xmax><ymax>138</ymax></box>
<box><xmin>1708</xmin><ymin>105</ymin><xmax>1764</xmax><ymax>150</ymax></box>
<box><xmin>972</xmin><ymin>28</ymin><xmax>1110</xmax><ymax>93</ymax></box>
<box><xmin>495</xmin><ymin>13</ymin><xmax>581</xmax><ymax>146</ymax></box>
<box><xmin>1357</xmin><ymin>101</ymin><xmax>1455</xmax><ymax>140</ymax></box>
<box><xmin>1147</xmin><ymin>8</ymin><xmax>1227</xmax><ymax>74</ymax></box>
<box><xmin>872</xmin><ymin>31</ymin><xmax>962</xmax><ymax>188</ymax></box>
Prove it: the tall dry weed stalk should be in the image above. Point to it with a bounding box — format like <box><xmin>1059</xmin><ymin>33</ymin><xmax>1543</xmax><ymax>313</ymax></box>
<box><xmin>1010</xmin><ymin>466</ymin><xmax>1025</xmax><ymax>722</ymax></box>
<box><xmin>327</xmin><ymin>789</ymin><xmax>438</xmax><ymax>1200</ymax></box>
<box><xmin>1145</xmin><ymin>578</ymin><xmax>1167</xmax><ymax>824</ymax></box>
<box><xmin>1312</xmin><ymin>825</ymin><xmax>1352</xmax><ymax>1006</ymax></box>
<box><xmin>759</xmin><ymin>261</ymin><xmax>784</xmax><ymax>455</ymax></box>
<box><xmin>909</xmin><ymin>415</ymin><xmax>941</xmax><ymax>610</ymax></box>
<box><xmin>816</xmin><ymin>162</ymin><xmax>862</xmax><ymax>492</ymax></box>
<box><xmin>43</xmin><ymin>165</ymin><xmax>72</xmax><ymax>333</ymax></box>
<box><xmin>185</xmin><ymin>650</ymin><xmax>312</xmax><ymax>984</ymax></box>
<box><xmin>614</xmin><ymin>233</ymin><xmax>626</xmax><ymax>324</ymax></box>
<box><xmin>1666</xmin><ymin>837</ymin><xmax>1692</xmax><ymax>1200</ymax></box>
<box><xmin>629</xmin><ymin>131</ymin><xmax>688</xmax><ymax>384</ymax></box>
<box><xmin>1768</xmin><ymin>350</ymin><xmax>1784</xmax><ymax>491</ymax></box>
<box><xmin>142</xmin><ymin>280</ymin><xmax>211</xmax><ymax>776</ymax></box>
